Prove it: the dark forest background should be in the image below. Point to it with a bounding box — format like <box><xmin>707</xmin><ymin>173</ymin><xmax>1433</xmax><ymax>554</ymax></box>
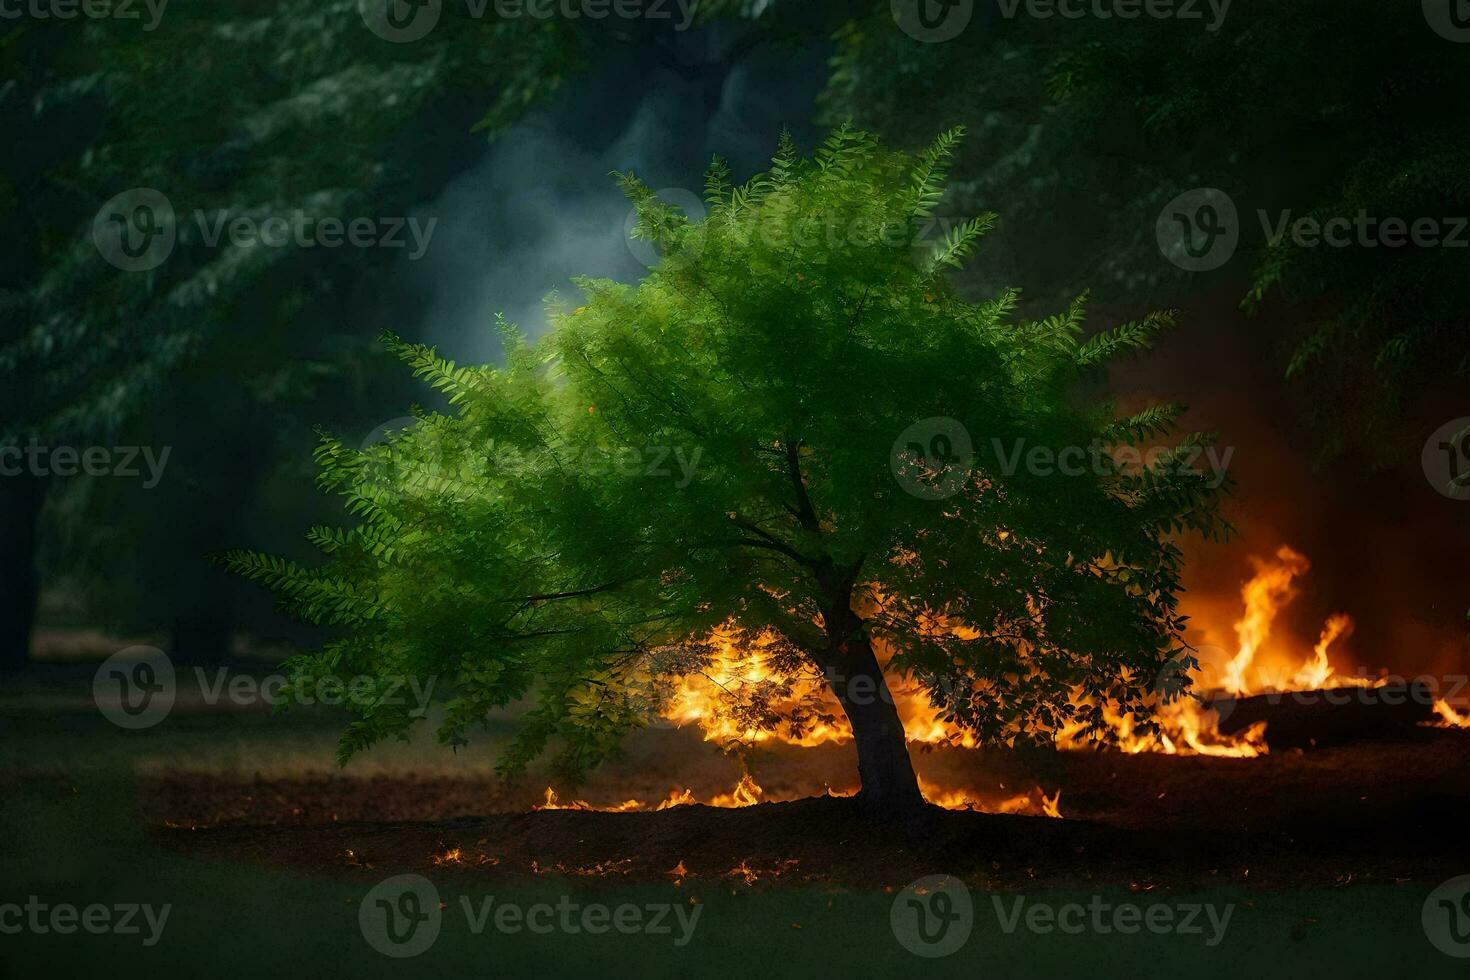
<box><xmin>3</xmin><ymin>0</ymin><xmax>1466</xmax><ymax>677</ymax></box>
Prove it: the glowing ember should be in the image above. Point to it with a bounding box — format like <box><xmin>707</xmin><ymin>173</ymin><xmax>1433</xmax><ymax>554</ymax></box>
<box><xmin>724</xmin><ymin>858</ymin><xmax>800</xmax><ymax>885</ymax></box>
<box><xmin>433</xmin><ymin>848</ymin><xmax>498</xmax><ymax>867</ymax></box>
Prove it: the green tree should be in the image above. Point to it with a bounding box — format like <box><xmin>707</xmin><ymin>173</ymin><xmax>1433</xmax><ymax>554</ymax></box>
<box><xmin>226</xmin><ymin>128</ymin><xmax>1228</xmax><ymax>815</ymax></box>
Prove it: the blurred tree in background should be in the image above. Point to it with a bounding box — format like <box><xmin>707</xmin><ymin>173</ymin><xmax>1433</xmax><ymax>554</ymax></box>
<box><xmin>0</xmin><ymin>0</ymin><xmax>814</xmax><ymax>667</ymax></box>
<box><xmin>822</xmin><ymin>0</ymin><xmax>1470</xmax><ymax>459</ymax></box>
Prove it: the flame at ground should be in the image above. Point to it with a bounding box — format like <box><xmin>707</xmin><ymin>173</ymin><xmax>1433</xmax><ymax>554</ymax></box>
<box><xmin>918</xmin><ymin>776</ymin><xmax>1062</xmax><ymax>817</ymax></box>
<box><xmin>535</xmin><ymin>772</ymin><xmax>1063</xmax><ymax>818</ymax></box>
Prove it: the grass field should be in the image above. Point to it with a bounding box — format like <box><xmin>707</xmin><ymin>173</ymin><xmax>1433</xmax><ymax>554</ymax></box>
<box><xmin>2</xmin><ymin>664</ymin><xmax>1465</xmax><ymax>979</ymax></box>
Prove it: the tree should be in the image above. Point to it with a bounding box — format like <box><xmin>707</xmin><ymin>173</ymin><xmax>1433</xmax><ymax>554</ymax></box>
<box><xmin>822</xmin><ymin>0</ymin><xmax>1470</xmax><ymax>460</ymax></box>
<box><xmin>1</xmin><ymin>2</ymin><xmax>790</xmax><ymax>667</ymax></box>
<box><xmin>225</xmin><ymin>128</ymin><xmax>1229</xmax><ymax>816</ymax></box>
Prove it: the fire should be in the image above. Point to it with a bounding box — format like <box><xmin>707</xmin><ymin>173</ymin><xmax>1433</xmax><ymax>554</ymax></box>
<box><xmin>529</xmin><ymin>543</ymin><xmax>1431</xmax><ymax>821</ymax></box>
<box><xmin>433</xmin><ymin>847</ymin><xmax>498</xmax><ymax>867</ymax></box>
<box><xmin>1292</xmin><ymin>613</ymin><xmax>1356</xmax><ymax>690</ymax></box>
<box><xmin>1221</xmin><ymin>547</ymin><xmax>1311</xmax><ymax>695</ymax></box>
<box><xmin>655</xmin><ymin>787</ymin><xmax>697</xmax><ymax>810</ymax></box>
<box><xmin>532</xmin><ymin>775</ymin><xmax>766</xmax><ymax>814</ymax></box>
<box><xmin>658</xmin><ymin>547</ymin><xmax>1356</xmax><ymax>759</ymax></box>
<box><xmin>1216</xmin><ymin>547</ymin><xmax>1365</xmax><ymax>696</ymax></box>
<box><xmin>532</xmin><ymin>772</ymin><xmax>1063</xmax><ymax>817</ymax></box>
<box><xmin>1433</xmin><ymin>700</ymin><xmax>1470</xmax><ymax>728</ymax></box>
<box><xmin>918</xmin><ymin>776</ymin><xmax>1063</xmax><ymax>817</ymax></box>
<box><xmin>534</xmin><ymin>787</ymin><xmax>643</xmax><ymax>812</ymax></box>
<box><xmin>709</xmin><ymin>773</ymin><xmax>763</xmax><ymax>808</ymax></box>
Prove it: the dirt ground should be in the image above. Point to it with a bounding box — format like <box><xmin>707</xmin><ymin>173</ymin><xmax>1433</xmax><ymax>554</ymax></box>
<box><xmin>139</xmin><ymin>731</ymin><xmax>1470</xmax><ymax>891</ymax></box>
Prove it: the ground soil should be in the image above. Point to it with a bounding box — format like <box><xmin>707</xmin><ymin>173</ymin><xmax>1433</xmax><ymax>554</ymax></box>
<box><xmin>141</xmin><ymin>730</ymin><xmax>1470</xmax><ymax>892</ymax></box>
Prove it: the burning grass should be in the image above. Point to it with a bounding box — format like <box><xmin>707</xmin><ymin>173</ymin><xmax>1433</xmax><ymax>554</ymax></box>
<box><xmin>143</xmin><ymin>731</ymin><xmax>1470</xmax><ymax>891</ymax></box>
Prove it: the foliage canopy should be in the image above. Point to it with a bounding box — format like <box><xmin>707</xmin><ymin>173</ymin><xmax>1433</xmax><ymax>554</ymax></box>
<box><xmin>226</xmin><ymin>128</ymin><xmax>1229</xmax><ymax>787</ymax></box>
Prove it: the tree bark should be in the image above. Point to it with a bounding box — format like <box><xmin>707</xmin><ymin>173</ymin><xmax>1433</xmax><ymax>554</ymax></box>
<box><xmin>0</xmin><ymin>473</ymin><xmax>45</xmax><ymax>672</ymax></box>
<box><xmin>819</xmin><ymin>592</ymin><xmax>926</xmax><ymax>818</ymax></box>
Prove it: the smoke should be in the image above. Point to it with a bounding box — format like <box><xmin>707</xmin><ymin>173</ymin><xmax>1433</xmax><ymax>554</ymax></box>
<box><xmin>403</xmin><ymin>28</ymin><xmax>828</xmax><ymax>362</ymax></box>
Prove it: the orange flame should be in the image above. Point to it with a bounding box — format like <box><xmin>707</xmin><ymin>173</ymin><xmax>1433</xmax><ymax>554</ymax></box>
<box><xmin>538</xmin><ymin>544</ymin><xmax>1398</xmax><ymax>823</ymax></box>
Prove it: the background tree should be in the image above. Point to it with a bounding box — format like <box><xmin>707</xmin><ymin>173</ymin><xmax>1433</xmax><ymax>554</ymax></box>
<box><xmin>226</xmin><ymin>128</ymin><xmax>1229</xmax><ymax>815</ymax></box>
<box><xmin>821</xmin><ymin>0</ymin><xmax>1470</xmax><ymax>460</ymax></box>
<box><xmin>1</xmin><ymin>1</ymin><xmax>804</xmax><ymax>668</ymax></box>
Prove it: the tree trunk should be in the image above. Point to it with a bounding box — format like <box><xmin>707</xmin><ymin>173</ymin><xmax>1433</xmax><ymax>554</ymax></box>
<box><xmin>821</xmin><ymin>612</ymin><xmax>927</xmax><ymax>818</ymax></box>
<box><xmin>0</xmin><ymin>473</ymin><xmax>45</xmax><ymax>672</ymax></box>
